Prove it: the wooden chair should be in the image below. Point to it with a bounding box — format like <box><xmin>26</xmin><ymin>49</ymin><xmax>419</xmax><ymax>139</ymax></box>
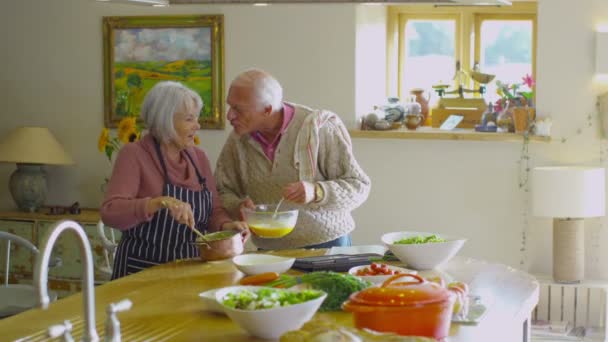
<box><xmin>97</xmin><ymin>220</ymin><xmax>117</xmax><ymax>278</ymax></box>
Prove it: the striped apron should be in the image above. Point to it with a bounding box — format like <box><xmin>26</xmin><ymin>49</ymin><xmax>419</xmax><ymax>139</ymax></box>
<box><xmin>111</xmin><ymin>140</ymin><xmax>212</xmax><ymax>280</ymax></box>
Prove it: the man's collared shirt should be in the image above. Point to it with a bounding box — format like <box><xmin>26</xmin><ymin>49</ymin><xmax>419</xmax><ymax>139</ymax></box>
<box><xmin>250</xmin><ymin>103</ymin><xmax>294</xmax><ymax>161</ymax></box>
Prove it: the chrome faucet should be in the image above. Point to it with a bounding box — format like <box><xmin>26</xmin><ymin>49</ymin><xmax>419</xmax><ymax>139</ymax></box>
<box><xmin>35</xmin><ymin>220</ymin><xmax>99</xmax><ymax>342</ymax></box>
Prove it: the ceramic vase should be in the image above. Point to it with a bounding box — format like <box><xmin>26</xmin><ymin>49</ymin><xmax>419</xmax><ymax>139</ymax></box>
<box><xmin>410</xmin><ymin>89</ymin><xmax>430</xmax><ymax>126</ymax></box>
<box><xmin>512</xmin><ymin>106</ymin><xmax>535</xmax><ymax>134</ymax></box>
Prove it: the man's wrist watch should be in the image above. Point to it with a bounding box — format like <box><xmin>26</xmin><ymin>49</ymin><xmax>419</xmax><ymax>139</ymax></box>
<box><xmin>314</xmin><ymin>183</ymin><xmax>324</xmax><ymax>203</ymax></box>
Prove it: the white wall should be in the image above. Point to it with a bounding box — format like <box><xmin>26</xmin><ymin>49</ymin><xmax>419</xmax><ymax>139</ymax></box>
<box><xmin>528</xmin><ymin>0</ymin><xmax>608</xmax><ymax>278</ymax></box>
<box><xmin>355</xmin><ymin>4</ymin><xmax>387</xmax><ymax>124</ymax></box>
<box><xmin>0</xmin><ymin>0</ymin><xmax>356</xmax><ymax>208</ymax></box>
<box><xmin>2</xmin><ymin>0</ymin><xmax>608</xmax><ymax>278</ymax></box>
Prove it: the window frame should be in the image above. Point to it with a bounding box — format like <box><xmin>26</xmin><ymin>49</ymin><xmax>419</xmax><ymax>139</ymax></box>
<box><xmin>473</xmin><ymin>13</ymin><xmax>537</xmax><ymax>99</ymax></box>
<box><xmin>398</xmin><ymin>13</ymin><xmax>461</xmax><ymax>100</ymax></box>
<box><xmin>387</xmin><ymin>3</ymin><xmax>537</xmax><ymax>100</ymax></box>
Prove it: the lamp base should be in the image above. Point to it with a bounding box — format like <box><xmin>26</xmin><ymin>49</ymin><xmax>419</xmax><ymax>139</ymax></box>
<box><xmin>553</xmin><ymin>218</ymin><xmax>584</xmax><ymax>283</ymax></box>
<box><xmin>8</xmin><ymin>163</ymin><xmax>47</xmax><ymax>213</ymax></box>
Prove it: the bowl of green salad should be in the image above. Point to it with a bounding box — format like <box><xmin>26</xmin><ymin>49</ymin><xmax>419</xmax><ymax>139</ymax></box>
<box><xmin>215</xmin><ymin>286</ymin><xmax>327</xmax><ymax>339</ymax></box>
<box><xmin>381</xmin><ymin>232</ymin><xmax>466</xmax><ymax>270</ymax></box>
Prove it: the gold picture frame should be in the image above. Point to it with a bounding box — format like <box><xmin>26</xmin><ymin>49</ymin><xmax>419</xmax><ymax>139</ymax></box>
<box><xmin>103</xmin><ymin>15</ymin><xmax>225</xmax><ymax>129</ymax></box>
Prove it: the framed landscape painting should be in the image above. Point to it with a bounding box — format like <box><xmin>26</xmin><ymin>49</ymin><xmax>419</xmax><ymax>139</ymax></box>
<box><xmin>103</xmin><ymin>15</ymin><xmax>225</xmax><ymax>129</ymax></box>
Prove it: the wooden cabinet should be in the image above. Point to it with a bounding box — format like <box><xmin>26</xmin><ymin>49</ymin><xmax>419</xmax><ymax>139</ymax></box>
<box><xmin>0</xmin><ymin>209</ymin><xmax>121</xmax><ymax>298</ymax></box>
<box><xmin>532</xmin><ymin>274</ymin><xmax>608</xmax><ymax>341</ymax></box>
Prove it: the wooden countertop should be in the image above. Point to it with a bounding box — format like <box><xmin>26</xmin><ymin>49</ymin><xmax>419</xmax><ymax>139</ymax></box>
<box><xmin>0</xmin><ymin>250</ymin><xmax>539</xmax><ymax>341</ymax></box>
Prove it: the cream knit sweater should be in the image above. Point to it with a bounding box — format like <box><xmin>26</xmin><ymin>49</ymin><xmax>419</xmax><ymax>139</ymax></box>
<box><xmin>215</xmin><ymin>103</ymin><xmax>371</xmax><ymax>249</ymax></box>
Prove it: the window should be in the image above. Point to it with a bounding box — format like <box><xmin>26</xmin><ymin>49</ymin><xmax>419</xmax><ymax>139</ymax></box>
<box><xmin>388</xmin><ymin>3</ymin><xmax>537</xmax><ymax>105</ymax></box>
<box><xmin>475</xmin><ymin>14</ymin><xmax>535</xmax><ymax>103</ymax></box>
<box><xmin>401</xmin><ymin>16</ymin><xmax>458</xmax><ymax>100</ymax></box>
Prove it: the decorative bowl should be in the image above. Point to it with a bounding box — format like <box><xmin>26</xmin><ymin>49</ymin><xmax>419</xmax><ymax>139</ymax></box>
<box><xmin>381</xmin><ymin>231</ymin><xmax>466</xmax><ymax>270</ymax></box>
<box><xmin>232</xmin><ymin>254</ymin><xmax>295</xmax><ymax>276</ymax></box>
<box><xmin>215</xmin><ymin>286</ymin><xmax>326</xmax><ymax>340</ymax></box>
<box><xmin>242</xmin><ymin>204</ymin><xmax>298</xmax><ymax>239</ymax></box>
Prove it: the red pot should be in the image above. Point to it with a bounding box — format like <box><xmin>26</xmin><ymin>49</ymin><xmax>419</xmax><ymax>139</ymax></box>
<box><xmin>342</xmin><ymin>273</ymin><xmax>455</xmax><ymax>340</ymax></box>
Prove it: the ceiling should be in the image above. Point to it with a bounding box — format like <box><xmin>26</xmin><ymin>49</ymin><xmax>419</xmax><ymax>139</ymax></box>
<box><xmin>168</xmin><ymin>0</ymin><xmax>512</xmax><ymax>4</ymax></box>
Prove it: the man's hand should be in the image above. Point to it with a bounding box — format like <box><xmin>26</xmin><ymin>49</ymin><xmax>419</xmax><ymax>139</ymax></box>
<box><xmin>239</xmin><ymin>197</ymin><xmax>255</xmax><ymax>221</ymax></box>
<box><xmin>222</xmin><ymin>221</ymin><xmax>251</xmax><ymax>243</ymax></box>
<box><xmin>283</xmin><ymin>181</ymin><xmax>315</xmax><ymax>204</ymax></box>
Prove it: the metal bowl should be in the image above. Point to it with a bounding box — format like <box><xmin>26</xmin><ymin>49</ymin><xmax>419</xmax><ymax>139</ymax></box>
<box><xmin>196</xmin><ymin>230</ymin><xmax>244</xmax><ymax>261</ymax></box>
<box><xmin>469</xmin><ymin>71</ymin><xmax>495</xmax><ymax>84</ymax></box>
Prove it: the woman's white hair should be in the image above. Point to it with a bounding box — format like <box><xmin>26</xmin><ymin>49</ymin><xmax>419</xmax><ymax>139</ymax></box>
<box><xmin>232</xmin><ymin>68</ymin><xmax>283</xmax><ymax>111</ymax></box>
<box><xmin>140</xmin><ymin>81</ymin><xmax>203</xmax><ymax>143</ymax></box>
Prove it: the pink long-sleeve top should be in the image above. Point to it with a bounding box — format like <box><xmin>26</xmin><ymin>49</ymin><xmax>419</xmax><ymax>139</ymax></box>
<box><xmin>100</xmin><ymin>134</ymin><xmax>232</xmax><ymax>231</ymax></box>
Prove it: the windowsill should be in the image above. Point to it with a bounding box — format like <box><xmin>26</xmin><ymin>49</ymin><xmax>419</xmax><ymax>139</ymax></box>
<box><xmin>349</xmin><ymin>127</ymin><xmax>551</xmax><ymax>142</ymax></box>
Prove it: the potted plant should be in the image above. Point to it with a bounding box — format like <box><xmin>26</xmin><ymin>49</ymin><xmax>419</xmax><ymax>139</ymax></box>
<box><xmin>495</xmin><ymin>74</ymin><xmax>535</xmax><ymax>134</ymax></box>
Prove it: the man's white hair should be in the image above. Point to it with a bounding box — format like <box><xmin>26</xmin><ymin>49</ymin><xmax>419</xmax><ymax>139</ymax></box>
<box><xmin>231</xmin><ymin>68</ymin><xmax>283</xmax><ymax>111</ymax></box>
<box><xmin>140</xmin><ymin>81</ymin><xmax>203</xmax><ymax>143</ymax></box>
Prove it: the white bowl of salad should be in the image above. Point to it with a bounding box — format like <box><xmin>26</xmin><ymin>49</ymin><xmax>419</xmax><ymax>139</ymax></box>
<box><xmin>215</xmin><ymin>286</ymin><xmax>327</xmax><ymax>340</ymax></box>
<box><xmin>381</xmin><ymin>231</ymin><xmax>466</xmax><ymax>270</ymax></box>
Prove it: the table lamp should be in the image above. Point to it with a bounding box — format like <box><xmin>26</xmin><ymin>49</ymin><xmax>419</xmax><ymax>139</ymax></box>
<box><xmin>531</xmin><ymin>166</ymin><xmax>606</xmax><ymax>283</ymax></box>
<box><xmin>0</xmin><ymin>127</ymin><xmax>74</xmax><ymax>212</ymax></box>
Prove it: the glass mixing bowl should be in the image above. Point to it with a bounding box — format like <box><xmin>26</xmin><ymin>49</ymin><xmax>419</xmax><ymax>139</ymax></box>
<box><xmin>243</xmin><ymin>204</ymin><xmax>299</xmax><ymax>239</ymax></box>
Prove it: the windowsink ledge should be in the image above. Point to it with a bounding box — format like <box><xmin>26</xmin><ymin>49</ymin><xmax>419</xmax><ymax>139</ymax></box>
<box><xmin>349</xmin><ymin>127</ymin><xmax>551</xmax><ymax>142</ymax></box>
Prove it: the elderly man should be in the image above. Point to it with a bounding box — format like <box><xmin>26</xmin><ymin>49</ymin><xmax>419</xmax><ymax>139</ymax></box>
<box><xmin>215</xmin><ymin>68</ymin><xmax>371</xmax><ymax>250</ymax></box>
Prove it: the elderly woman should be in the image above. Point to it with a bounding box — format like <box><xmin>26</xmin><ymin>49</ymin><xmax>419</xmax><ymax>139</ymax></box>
<box><xmin>101</xmin><ymin>81</ymin><xmax>249</xmax><ymax>280</ymax></box>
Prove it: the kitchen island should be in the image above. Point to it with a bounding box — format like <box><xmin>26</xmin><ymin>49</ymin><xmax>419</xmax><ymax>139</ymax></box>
<box><xmin>0</xmin><ymin>250</ymin><xmax>538</xmax><ymax>342</ymax></box>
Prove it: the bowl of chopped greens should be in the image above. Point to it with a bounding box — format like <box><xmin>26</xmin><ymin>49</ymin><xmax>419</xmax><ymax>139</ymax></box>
<box><xmin>381</xmin><ymin>232</ymin><xmax>466</xmax><ymax>270</ymax></box>
<box><xmin>215</xmin><ymin>286</ymin><xmax>327</xmax><ymax>339</ymax></box>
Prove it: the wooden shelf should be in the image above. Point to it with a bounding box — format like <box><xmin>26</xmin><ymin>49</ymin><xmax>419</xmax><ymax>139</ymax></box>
<box><xmin>349</xmin><ymin>127</ymin><xmax>551</xmax><ymax>142</ymax></box>
<box><xmin>0</xmin><ymin>208</ymin><xmax>100</xmax><ymax>224</ymax></box>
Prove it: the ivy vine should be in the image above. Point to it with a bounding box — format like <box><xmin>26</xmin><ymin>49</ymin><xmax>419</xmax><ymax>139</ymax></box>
<box><xmin>517</xmin><ymin>109</ymin><xmax>602</xmax><ymax>270</ymax></box>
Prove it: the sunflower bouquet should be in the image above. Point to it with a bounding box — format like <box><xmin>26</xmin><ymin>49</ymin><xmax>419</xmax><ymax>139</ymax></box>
<box><xmin>98</xmin><ymin>116</ymin><xmax>142</xmax><ymax>162</ymax></box>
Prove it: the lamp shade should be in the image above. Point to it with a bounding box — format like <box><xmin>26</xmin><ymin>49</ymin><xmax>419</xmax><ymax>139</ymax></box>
<box><xmin>532</xmin><ymin>166</ymin><xmax>606</xmax><ymax>218</ymax></box>
<box><xmin>0</xmin><ymin>127</ymin><xmax>74</xmax><ymax>165</ymax></box>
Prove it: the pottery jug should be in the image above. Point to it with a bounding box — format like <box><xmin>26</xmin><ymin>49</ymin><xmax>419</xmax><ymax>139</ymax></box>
<box><xmin>410</xmin><ymin>88</ymin><xmax>430</xmax><ymax>125</ymax></box>
<box><xmin>404</xmin><ymin>113</ymin><xmax>423</xmax><ymax>130</ymax></box>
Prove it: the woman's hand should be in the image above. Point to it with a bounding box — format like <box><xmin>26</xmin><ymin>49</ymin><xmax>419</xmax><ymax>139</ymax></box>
<box><xmin>150</xmin><ymin>196</ymin><xmax>195</xmax><ymax>228</ymax></box>
<box><xmin>222</xmin><ymin>221</ymin><xmax>250</xmax><ymax>243</ymax></box>
<box><xmin>283</xmin><ymin>181</ymin><xmax>315</xmax><ymax>204</ymax></box>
